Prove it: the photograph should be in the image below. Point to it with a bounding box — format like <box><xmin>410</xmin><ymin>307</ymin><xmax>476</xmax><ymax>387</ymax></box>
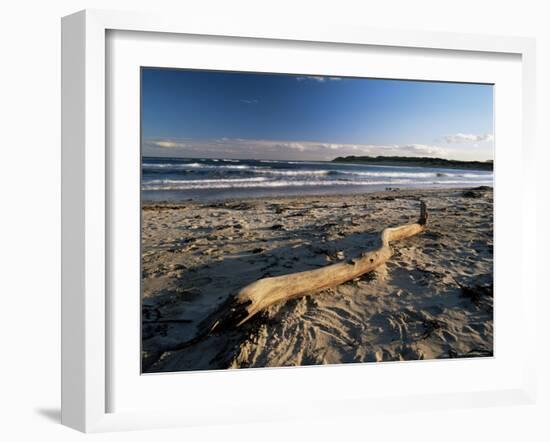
<box><xmin>140</xmin><ymin>68</ymin><xmax>494</xmax><ymax>373</ymax></box>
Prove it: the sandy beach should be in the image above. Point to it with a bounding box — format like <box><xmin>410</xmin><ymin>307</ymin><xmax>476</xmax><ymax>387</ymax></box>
<box><xmin>141</xmin><ymin>186</ymin><xmax>493</xmax><ymax>372</ymax></box>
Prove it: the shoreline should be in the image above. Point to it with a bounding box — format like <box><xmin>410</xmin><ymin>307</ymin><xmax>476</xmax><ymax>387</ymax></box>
<box><xmin>141</xmin><ymin>186</ymin><xmax>494</xmax><ymax>372</ymax></box>
<box><xmin>142</xmin><ymin>185</ymin><xmax>493</xmax><ymax>206</ymax></box>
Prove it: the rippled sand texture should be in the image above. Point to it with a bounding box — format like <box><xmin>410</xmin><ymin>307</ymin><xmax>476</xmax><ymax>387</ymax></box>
<box><xmin>141</xmin><ymin>187</ymin><xmax>493</xmax><ymax>372</ymax></box>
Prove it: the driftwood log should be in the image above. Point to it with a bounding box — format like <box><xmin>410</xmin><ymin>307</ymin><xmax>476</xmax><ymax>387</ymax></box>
<box><xmin>206</xmin><ymin>200</ymin><xmax>428</xmax><ymax>333</ymax></box>
<box><xmin>155</xmin><ymin>200</ymin><xmax>428</xmax><ymax>357</ymax></box>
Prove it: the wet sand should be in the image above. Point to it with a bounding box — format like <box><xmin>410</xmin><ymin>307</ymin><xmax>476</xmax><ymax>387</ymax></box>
<box><xmin>141</xmin><ymin>187</ymin><xmax>493</xmax><ymax>372</ymax></box>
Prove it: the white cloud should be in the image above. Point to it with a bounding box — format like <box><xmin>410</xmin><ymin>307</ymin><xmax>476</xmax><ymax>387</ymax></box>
<box><xmin>151</xmin><ymin>140</ymin><xmax>189</xmax><ymax>148</ymax></box>
<box><xmin>143</xmin><ymin>137</ymin><xmax>454</xmax><ymax>161</ymax></box>
<box><xmin>397</xmin><ymin>144</ymin><xmax>447</xmax><ymax>156</ymax></box>
<box><xmin>443</xmin><ymin>133</ymin><xmax>494</xmax><ymax>144</ymax></box>
<box><xmin>295</xmin><ymin>76</ymin><xmax>342</xmax><ymax>83</ymax></box>
<box><xmin>296</xmin><ymin>76</ymin><xmax>325</xmax><ymax>82</ymax></box>
<box><xmin>240</xmin><ymin>99</ymin><xmax>258</xmax><ymax>104</ymax></box>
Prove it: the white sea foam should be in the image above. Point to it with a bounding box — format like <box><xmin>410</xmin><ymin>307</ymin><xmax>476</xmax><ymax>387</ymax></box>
<box><xmin>254</xmin><ymin>168</ymin><xmax>490</xmax><ymax>179</ymax></box>
<box><xmin>457</xmin><ymin>173</ymin><xmax>489</xmax><ymax>178</ymax></box>
<box><xmin>256</xmin><ymin>169</ymin><xmax>330</xmax><ymax>176</ymax></box>
<box><xmin>143</xmin><ymin>162</ymin><xmax>250</xmax><ymax>171</ymax></box>
<box><xmin>221</xmin><ymin>164</ymin><xmax>250</xmax><ymax>169</ymax></box>
<box><xmin>143</xmin><ymin>177</ymin><xmax>268</xmax><ymax>185</ymax></box>
<box><xmin>142</xmin><ymin>179</ymin><xmax>417</xmax><ymax>191</ymax></box>
<box><xmin>141</xmin><ymin>159</ymin><xmax>493</xmax><ymax>194</ymax></box>
<box><xmin>338</xmin><ymin>170</ymin><xmax>439</xmax><ymax>178</ymax></box>
<box><xmin>431</xmin><ymin>179</ymin><xmax>493</xmax><ymax>185</ymax></box>
<box><xmin>143</xmin><ymin>162</ymin><xmax>202</xmax><ymax>169</ymax></box>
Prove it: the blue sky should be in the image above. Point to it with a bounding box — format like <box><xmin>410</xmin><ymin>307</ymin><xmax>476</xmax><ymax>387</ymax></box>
<box><xmin>142</xmin><ymin>68</ymin><xmax>494</xmax><ymax>161</ymax></box>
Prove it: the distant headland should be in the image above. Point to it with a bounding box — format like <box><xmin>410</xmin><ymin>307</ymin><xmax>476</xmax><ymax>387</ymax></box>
<box><xmin>331</xmin><ymin>156</ymin><xmax>493</xmax><ymax>171</ymax></box>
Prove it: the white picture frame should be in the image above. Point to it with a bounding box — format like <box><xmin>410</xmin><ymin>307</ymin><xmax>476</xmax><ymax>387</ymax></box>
<box><xmin>61</xmin><ymin>9</ymin><xmax>537</xmax><ymax>433</ymax></box>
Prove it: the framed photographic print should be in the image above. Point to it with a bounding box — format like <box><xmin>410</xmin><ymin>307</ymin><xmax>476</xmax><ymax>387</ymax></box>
<box><xmin>140</xmin><ymin>68</ymin><xmax>494</xmax><ymax>373</ymax></box>
<box><xmin>61</xmin><ymin>9</ymin><xmax>537</xmax><ymax>432</ymax></box>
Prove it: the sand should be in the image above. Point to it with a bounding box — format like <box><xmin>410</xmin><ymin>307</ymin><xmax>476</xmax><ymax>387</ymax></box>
<box><xmin>141</xmin><ymin>187</ymin><xmax>493</xmax><ymax>372</ymax></box>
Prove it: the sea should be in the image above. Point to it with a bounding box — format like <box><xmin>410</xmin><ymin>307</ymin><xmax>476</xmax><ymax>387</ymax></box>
<box><xmin>142</xmin><ymin>157</ymin><xmax>494</xmax><ymax>202</ymax></box>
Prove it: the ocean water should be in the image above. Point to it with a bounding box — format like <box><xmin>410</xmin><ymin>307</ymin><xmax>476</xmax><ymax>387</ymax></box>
<box><xmin>142</xmin><ymin>157</ymin><xmax>493</xmax><ymax>201</ymax></box>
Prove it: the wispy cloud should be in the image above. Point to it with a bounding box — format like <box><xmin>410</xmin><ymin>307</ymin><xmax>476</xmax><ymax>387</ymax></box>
<box><xmin>296</xmin><ymin>76</ymin><xmax>342</xmax><ymax>83</ymax></box>
<box><xmin>443</xmin><ymin>133</ymin><xmax>494</xmax><ymax>144</ymax></box>
<box><xmin>151</xmin><ymin>140</ymin><xmax>190</xmax><ymax>148</ymax></box>
<box><xmin>240</xmin><ymin>99</ymin><xmax>259</xmax><ymax>104</ymax></box>
<box><xmin>143</xmin><ymin>137</ymin><xmax>455</xmax><ymax>161</ymax></box>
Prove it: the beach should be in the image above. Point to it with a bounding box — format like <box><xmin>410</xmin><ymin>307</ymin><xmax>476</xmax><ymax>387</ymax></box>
<box><xmin>141</xmin><ymin>186</ymin><xmax>493</xmax><ymax>372</ymax></box>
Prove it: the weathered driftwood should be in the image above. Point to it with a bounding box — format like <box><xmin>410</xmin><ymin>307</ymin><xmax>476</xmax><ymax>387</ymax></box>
<box><xmin>206</xmin><ymin>200</ymin><xmax>428</xmax><ymax>333</ymax></box>
<box><xmin>146</xmin><ymin>200</ymin><xmax>428</xmax><ymax>362</ymax></box>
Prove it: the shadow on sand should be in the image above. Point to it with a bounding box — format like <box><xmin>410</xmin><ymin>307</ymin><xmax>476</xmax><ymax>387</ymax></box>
<box><xmin>142</xmin><ymin>222</ymin><xmax>385</xmax><ymax>373</ymax></box>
